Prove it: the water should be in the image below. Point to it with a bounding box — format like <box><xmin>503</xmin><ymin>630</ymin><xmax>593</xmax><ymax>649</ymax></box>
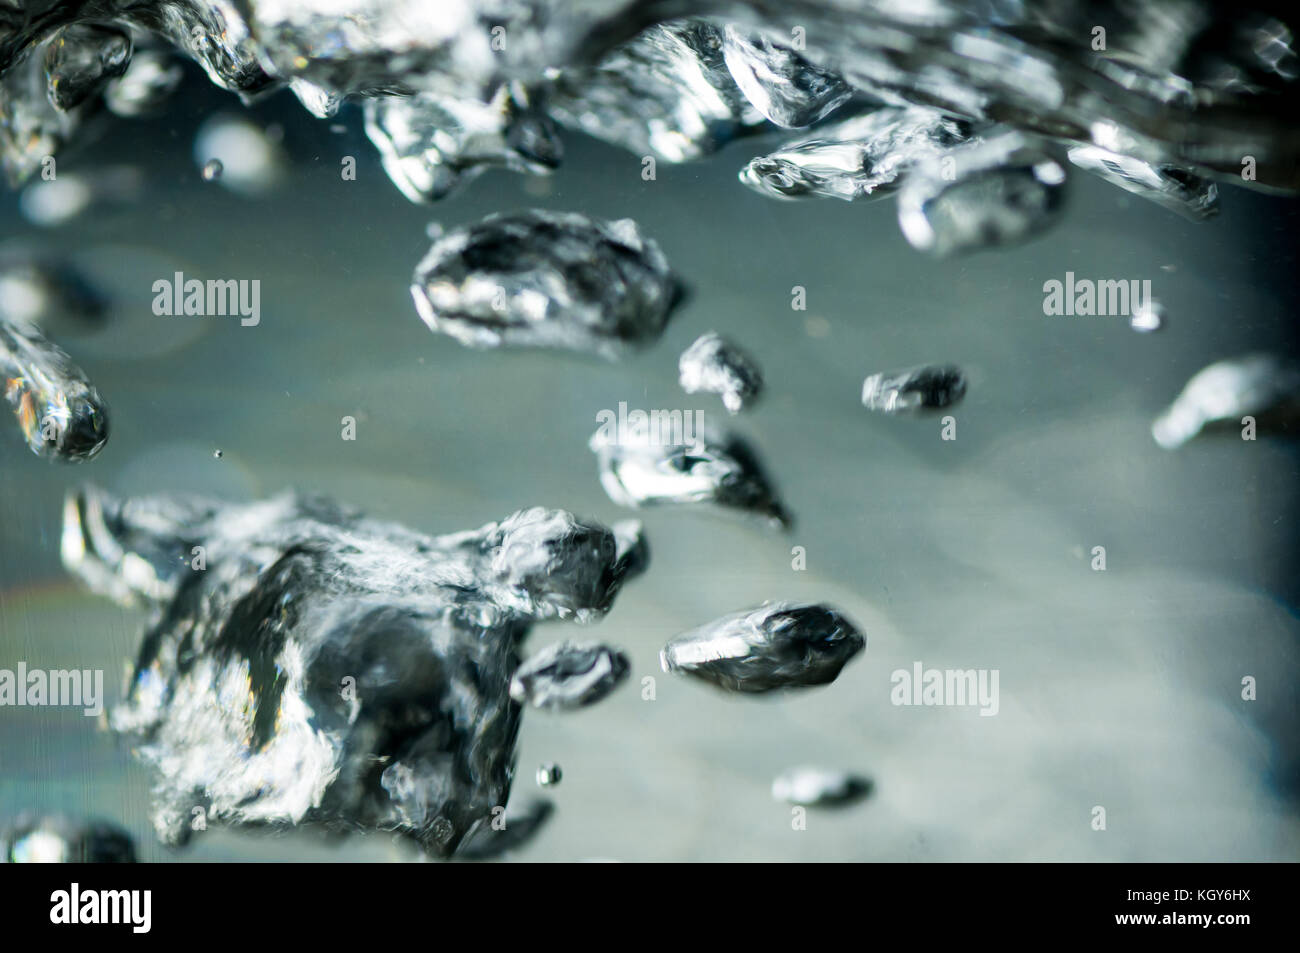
<box><xmin>1</xmin><ymin>1</ymin><xmax>1299</xmax><ymax>862</ymax></box>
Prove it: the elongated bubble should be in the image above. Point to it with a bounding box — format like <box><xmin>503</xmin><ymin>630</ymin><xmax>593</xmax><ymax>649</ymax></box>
<box><xmin>861</xmin><ymin>364</ymin><xmax>966</xmax><ymax>415</ymax></box>
<box><xmin>364</xmin><ymin>84</ymin><xmax>560</xmax><ymax>202</ymax></box>
<box><xmin>590</xmin><ymin>419</ymin><xmax>791</xmax><ymax>528</ymax></box>
<box><xmin>411</xmin><ymin>209</ymin><xmax>678</xmax><ymax>358</ymax></box>
<box><xmin>1067</xmin><ymin>145</ymin><xmax>1218</xmax><ymax>221</ymax></box>
<box><xmin>510</xmin><ymin>641</ymin><xmax>631</xmax><ymax>711</ymax></box>
<box><xmin>0</xmin><ymin>317</ymin><xmax>109</xmax><ymax>461</ymax></box>
<box><xmin>661</xmin><ymin>602</ymin><xmax>864</xmax><ymax>693</ymax></box>
<box><xmin>772</xmin><ymin>767</ymin><xmax>873</xmax><ymax>807</ymax></box>
<box><xmin>740</xmin><ymin>108</ymin><xmax>976</xmax><ymax>202</ymax></box>
<box><xmin>545</xmin><ymin>20</ymin><xmax>763</xmax><ymax>163</ymax></box>
<box><xmin>43</xmin><ymin>23</ymin><xmax>131</xmax><ymax>111</ymax></box>
<box><xmin>1152</xmin><ymin>354</ymin><xmax>1300</xmax><ymax>449</ymax></box>
<box><xmin>721</xmin><ymin>25</ymin><xmax>852</xmax><ymax>128</ymax></box>
<box><xmin>898</xmin><ymin>133</ymin><xmax>1067</xmax><ymax>256</ymax></box>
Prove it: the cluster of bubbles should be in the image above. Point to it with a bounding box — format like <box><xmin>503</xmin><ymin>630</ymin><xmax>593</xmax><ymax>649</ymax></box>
<box><xmin>3</xmin><ymin>0</ymin><xmax>1300</xmax><ymax>861</ymax></box>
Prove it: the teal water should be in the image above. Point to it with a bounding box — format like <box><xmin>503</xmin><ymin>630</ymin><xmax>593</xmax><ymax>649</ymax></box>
<box><xmin>2</xmin><ymin>80</ymin><xmax>1298</xmax><ymax>861</ymax></box>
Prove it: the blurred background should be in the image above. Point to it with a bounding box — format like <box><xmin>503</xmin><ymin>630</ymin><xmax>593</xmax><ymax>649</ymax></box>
<box><xmin>1</xmin><ymin>72</ymin><xmax>1298</xmax><ymax>862</ymax></box>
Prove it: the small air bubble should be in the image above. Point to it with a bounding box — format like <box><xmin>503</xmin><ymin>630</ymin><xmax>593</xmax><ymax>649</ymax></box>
<box><xmin>201</xmin><ymin>159</ymin><xmax>223</xmax><ymax>182</ymax></box>
<box><xmin>1130</xmin><ymin>301</ymin><xmax>1164</xmax><ymax>333</ymax></box>
<box><xmin>536</xmin><ymin>763</ymin><xmax>562</xmax><ymax>787</ymax></box>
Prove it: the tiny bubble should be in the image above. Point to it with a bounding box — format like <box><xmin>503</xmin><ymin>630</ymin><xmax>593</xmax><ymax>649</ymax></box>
<box><xmin>804</xmin><ymin>315</ymin><xmax>831</xmax><ymax>338</ymax></box>
<box><xmin>536</xmin><ymin>763</ymin><xmax>562</xmax><ymax>787</ymax></box>
<box><xmin>213</xmin><ymin>449</ymin><xmax>223</xmax><ymax>459</ymax></box>
<box><xmin>430</xmin><ymin>816</ymin><xmax>454</xmax><ymax>843</ymax></box>
<box><xmin>1130</xmin><ymin>301</ymin><xmax>1164</xmax><ymax>333</ymax></box>
<box><xmin>201</xmin><ymin>159</ymin><xmax>223</xmax><ymax>182</ymax></box>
